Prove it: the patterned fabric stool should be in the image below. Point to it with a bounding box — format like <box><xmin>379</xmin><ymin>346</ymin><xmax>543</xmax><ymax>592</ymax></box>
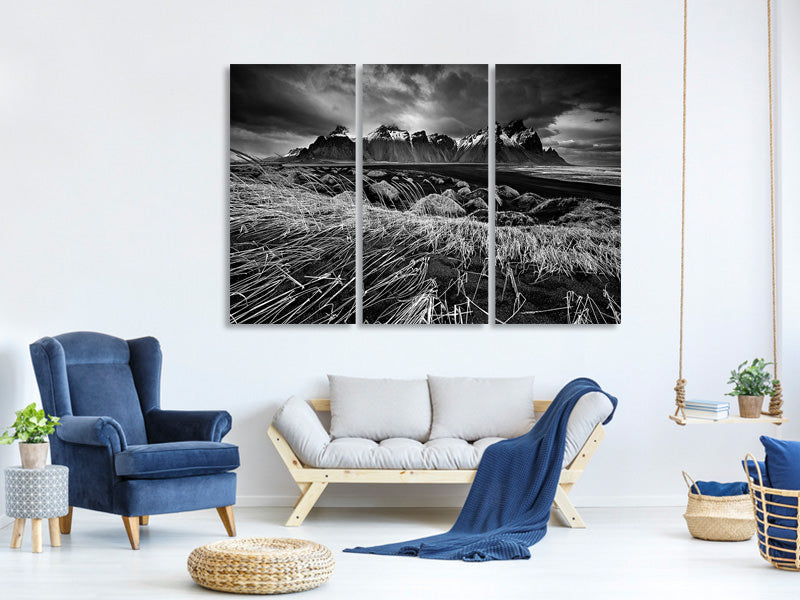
<box><xmin>188</xmin><ymin>537</ymin><xmax>334</xmax><ymax>594</ymax></box>
<box><xmin>5</xmin><ymin>465</ymin><xmax>69</xmax><ymax>553</ymax></box>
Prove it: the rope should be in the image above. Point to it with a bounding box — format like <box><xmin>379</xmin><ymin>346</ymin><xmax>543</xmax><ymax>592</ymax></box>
<box><xmin>673</xmin><ymin>0</ymin><xmax>783</xmax><ymax>423</ymax></box>
<box><xmin>766</xmin><ymin>0</ymin><xmax>783</xmax><ymax>418</ymax></box>
<box><xmin>674</xmin><ymin>0</ymin><xmax>688</xmax><ymax>423</ymax></box>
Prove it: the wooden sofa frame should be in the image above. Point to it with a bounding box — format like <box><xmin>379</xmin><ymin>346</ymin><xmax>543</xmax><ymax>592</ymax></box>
<box><xmin>268</xmin><ymin>398</ymin><xmax>605</xmax><ymax>528</ymax></box>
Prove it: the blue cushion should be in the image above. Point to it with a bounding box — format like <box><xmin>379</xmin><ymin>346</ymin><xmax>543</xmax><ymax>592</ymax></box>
<box><xmin>115</xmin><ymin>441</ymin><xmax>240</xmax><ymax>479</ymax></box>
<box><xmin>762</xmin><ymin>436</ymin><xmax>800</xmax><ymax>489</ymax></box>
<box><xmin>743</xmin><ymin>460</ymin><xmax>771</xmax><ymax>487</ymax></box>
<box><xmin>690</xmin><ymin>480</ymin><xmax>748</xmax><ymax>496</ymax></box>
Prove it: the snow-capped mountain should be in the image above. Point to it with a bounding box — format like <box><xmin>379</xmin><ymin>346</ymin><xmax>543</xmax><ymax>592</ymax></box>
<box><xmin>503</xmin><ymin>119</ymin><xmax>543</xmax><ymax>155</ymax></box>
<box><xmin>286</xmin><ymin>125</ymin><xmax>356</xmax><ymax>161</ymax></box>
<box><xmin>452</xmin><ymin>128</ymin><xmax>489</xmax><ymax>162</ymax></box>
<box><xmin>364</xmin><ymin>125</ymin><xmax>415</xmax><ymax>162</ymax></box>
<box><xmin>362</xmin><ymin>122</ymin><xmax>566</xmax><ymax>164</ymax></box>
<box><xmin>278</xmin><ymin>122</ymin><xmax>566</xmax><ymax>164</ymax></box>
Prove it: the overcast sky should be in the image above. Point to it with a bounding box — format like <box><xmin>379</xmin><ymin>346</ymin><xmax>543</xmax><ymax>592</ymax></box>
<box><xmin>363</xmin><ymin>64</ymin><xmax>488</xmax><ymax>138</ymax></box>
<box><xmin>496</xmin><ymin>64</ymin><xmax>621</xmax><ymax>166</ymax></box>
<box><xmin>230</xmin><ymin>64</ymin><xmax>354</xmax><ymax>157</ymax></box>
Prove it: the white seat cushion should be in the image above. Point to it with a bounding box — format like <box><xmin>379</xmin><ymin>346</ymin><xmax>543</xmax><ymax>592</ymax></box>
<box><xmin>318</xmin><ymin>437</ymin><xmax>504</xmax><ymax>470</ymax></box>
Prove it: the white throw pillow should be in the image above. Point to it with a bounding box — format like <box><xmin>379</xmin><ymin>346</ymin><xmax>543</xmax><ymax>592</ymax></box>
<box><xmin>428</xmin><ymin>375</ymin><xmax>536</xmax><ymax>441</ymax></box>
<box><xmin>328</xmin><ymin>375</ymin><xmax>432</xmax><ymax>442</ymax></box>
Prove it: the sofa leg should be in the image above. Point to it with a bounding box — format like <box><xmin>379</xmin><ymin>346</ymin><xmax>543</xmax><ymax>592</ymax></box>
<box><xmin>294</xmin><ymin>482</ymin><xmax>311</xmax><ymax>504</ymax></box>
<box><xmin>553</xmin><ymin>485</ymin><xmax>586</xmax><ymax>528</ymax></box>
<box><xmin>122</xmin><ymin>516</ymin><xmax>140</xmax><ymax>550</ymax></box>
<box><xmin>139</xmin><ymin>515</ymin><xmax>149</xmax><ymax>526</ymax></box>
<box><xmin>216</xmin><ymin>506</ymin><xmax>236</xmax><ymax>537</ymax></box>
<box><xmin>286</xmin><ymin>482</ymin><xmax>327</xmax><ymax>527</ymax></box>
<box><xmin>60</xmin><ymin>506</ymin><xmax>73</xmax><ymax>534</ymax></box>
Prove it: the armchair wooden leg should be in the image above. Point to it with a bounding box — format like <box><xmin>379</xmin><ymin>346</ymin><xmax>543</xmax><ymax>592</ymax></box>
<box><xmin>59</xmin><ymin>506</ymin><xmax>73</xmax><ymax>534</ymax></box>
<box><xmin>122</xmin><ymin>516</ymin><xmax>140</xmax><ymax>550</ymax></box>
<box><xmin>286</xmin><ymin>482</ymin><xmax>327</xmax><ymax>527</ymax></box>
<box><xmin>216</xmin><ymin>506</ymin><xmax>236</xmax><ymax>537</ymax></box>
<box><xmin>139</xmin><ymin>515</ymin><xmax>149</xmax><ymax>526</ymax></box>
<box><xmin>553</xmin><ymin>485</ymin><xmax>586</xmax><ymax>529</ymax></box>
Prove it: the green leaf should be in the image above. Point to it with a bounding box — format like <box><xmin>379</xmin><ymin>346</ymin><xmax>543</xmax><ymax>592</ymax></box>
<box><xmin>0</xmin><ymin>403</ymin><xmax>60</xmax><ymax>443</ymax></box>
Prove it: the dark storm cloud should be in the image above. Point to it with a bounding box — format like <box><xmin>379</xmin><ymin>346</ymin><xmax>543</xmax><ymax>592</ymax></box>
<box><xmin>230</xmin><ymin>64</ymin><xmax>355</xmax><ymax>157</ymax></box>
<box><xmin>496</xmin><ymin>64</ymin><xmax>621</xmax><ymax>166</ymax></box>
<box><xmin>363</xmin><ymin>64</ymin><xmax>488</xmax><ymax>138</ymax></box>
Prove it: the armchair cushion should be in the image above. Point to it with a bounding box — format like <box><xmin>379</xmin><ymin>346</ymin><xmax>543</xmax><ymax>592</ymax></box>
<box><xmin>145</xmin><ymin>409</ymin><xmax>232</xmax><ymax>443</ymax></box>
<box><xmin>114</xmin><ymin>441</ymin><xmax>240</xmax><ymax>480</ymax></box>
<box><xmin>56</xmin><ymin>415</ymin><xmax>127</xmax><ymax>453</ymax></box>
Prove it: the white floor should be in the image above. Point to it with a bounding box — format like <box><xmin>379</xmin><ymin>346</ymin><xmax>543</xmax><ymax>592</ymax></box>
<box><xmin>0</xmin><ymin>506</ymin><xmax>795</xmax><ymax>599</ymax></box>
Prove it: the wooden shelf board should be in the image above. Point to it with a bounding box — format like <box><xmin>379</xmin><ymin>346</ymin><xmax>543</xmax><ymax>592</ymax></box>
<box><xmin>669</xmin><ymin>414</ymin><xmax>788</xmax><ymax>426</ymax></box>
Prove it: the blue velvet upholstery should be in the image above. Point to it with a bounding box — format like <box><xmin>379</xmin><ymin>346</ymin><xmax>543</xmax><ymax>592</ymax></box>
<box><xmin>29</xmin><ymin>332</ymin><xmax>239</xmax><ymax>519</ymax></box>
<box><xmin>145</xmin><ymin>410</ymin><xmax>232</xmax><ymax>443</ymax></box>
<box><xmin>113</xmin><ymin>473</ymin><xmax>237</xmax><ymax>517</ymax></box>
<box><xmin>115</xmin><ymin>442</ymin><xmax>240</xmax><ymax>479</ymax></box>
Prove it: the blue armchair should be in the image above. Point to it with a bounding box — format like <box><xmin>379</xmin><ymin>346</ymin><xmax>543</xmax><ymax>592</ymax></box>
<box><xmin>29</xmin><ymin>332</ymin><xmax>240</xmax><ymax>549</ymax></box>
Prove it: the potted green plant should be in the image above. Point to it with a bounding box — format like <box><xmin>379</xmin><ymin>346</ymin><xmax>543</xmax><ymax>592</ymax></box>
<box><xmin>726</xmin><ymin>358</ymin><xmax>777</xmax><ymax>419</ymax></box>
<box><xmin>0</xmin><ymin>403</ymin><xmax>61</xmax><ymax>468</ymax></box>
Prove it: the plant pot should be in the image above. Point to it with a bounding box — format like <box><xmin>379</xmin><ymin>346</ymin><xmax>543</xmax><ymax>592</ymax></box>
<box><xmin>19</xmin><ymin>441</ymin><xmax>49</xmax><ymax>469</ymax></box>
<box><xmin>738</xmin><ymin>395</ymin><xmax>764</xmax><ymax>419</ymax></box>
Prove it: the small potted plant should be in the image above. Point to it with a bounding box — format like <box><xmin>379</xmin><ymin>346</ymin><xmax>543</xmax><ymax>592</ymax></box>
<box><xmin>726</xmin><ymin>358</ymin><xmax>777</xmax><ymax>419</ymax></box>
<box><xmin>0</xmin><ymin>403</ymin><xmax>61</xmax><ymax>468</ymax></box>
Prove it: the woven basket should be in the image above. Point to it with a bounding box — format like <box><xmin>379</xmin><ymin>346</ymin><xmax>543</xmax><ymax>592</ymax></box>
<box><xmin>187</xmin><ymin>537</ymin><xmax>334</xmax><ymax>594</ymax></box>
<box><xmin>682</xmin><ymin>471</ymin><xmax>756</xmax><ymax>542</ymax></box>
<box><xmin>744</xmin><ymin>454</ymin><xmax>800</xmax><ymax>571</ymax></box>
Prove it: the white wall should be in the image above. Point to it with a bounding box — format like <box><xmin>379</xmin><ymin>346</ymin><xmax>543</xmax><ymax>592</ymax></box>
<box><xmin>0</xmin><ymin>0</ymin><xmax>796</xmax><ymax>513</ymax></box>
<box><xmin>779</xmin><ymin>0</ymin><xmax>800</xmax><ymax>445</ymax></box>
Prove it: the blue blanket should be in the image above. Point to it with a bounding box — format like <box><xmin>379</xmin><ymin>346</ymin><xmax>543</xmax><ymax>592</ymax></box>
<box><xmin>344</xmin><ymin>377</ymin><xmax>617</xmax><ymax>561</ymax></box>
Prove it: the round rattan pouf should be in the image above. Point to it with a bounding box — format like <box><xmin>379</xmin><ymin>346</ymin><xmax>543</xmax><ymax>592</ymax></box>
<box><xmin>187</xmin><ymin>537</ymin><xmax>334</xmax><ymax>595</ymax></box>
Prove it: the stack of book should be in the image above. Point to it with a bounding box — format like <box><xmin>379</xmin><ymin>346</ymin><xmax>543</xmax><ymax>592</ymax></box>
<box><xmin>684</xmin><ymin>400</ymin><xmax>730</xmax><ymax>421</ymax></box>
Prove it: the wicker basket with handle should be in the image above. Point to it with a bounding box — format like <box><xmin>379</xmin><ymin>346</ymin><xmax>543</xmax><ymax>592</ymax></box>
<box><xmin>682</xmin><ymin>471</ymin><xmax>756</xmax><ymax>542</ymax></box>
<box><xmin>743</xmin><ymin>453</ymin><xmax>800</xmax><ymax>570</ymax></box>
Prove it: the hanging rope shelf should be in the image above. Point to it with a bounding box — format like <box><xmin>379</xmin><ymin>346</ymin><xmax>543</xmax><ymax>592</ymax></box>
<box><xmin>669</xmin><ymin>0</ymin><xmax>787</xmax><ymax>427</ymax></box>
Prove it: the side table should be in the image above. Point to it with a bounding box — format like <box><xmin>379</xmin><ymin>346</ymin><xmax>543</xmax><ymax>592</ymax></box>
<box><xmin>5</xmin><ymin>465</ymin><xmax>69</xmax><ymax>553</ymax></box>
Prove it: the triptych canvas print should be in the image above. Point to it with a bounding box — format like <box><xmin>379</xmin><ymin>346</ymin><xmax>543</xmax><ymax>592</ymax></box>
<box><xmin>229</xmin><ymin>64</ymin><xmax>620</xmax><ymax>326</ymax></box>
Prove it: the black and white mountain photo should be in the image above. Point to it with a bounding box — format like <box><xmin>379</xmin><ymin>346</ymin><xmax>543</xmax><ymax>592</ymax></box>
<box><xmin>229</xmin><ymin>64</ymin><xmax>356</xmax><ymax>324</ymax></box>
<box><xmin>362</xmin><ymin>64</ymin><xmax>489</xmax><ymax>324</ymax></box>
<box><xmin>495</xmin><ymin>64</ymin><xmax>621</xmax><ymax>324</ymax></box>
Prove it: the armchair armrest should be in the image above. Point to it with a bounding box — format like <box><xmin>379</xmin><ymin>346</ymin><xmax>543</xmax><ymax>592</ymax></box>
<box><xmin>56</xmin><ymin>415</ymin><xmax>127</xmax><ymax>453</ymax></box>
<box><xmin>144</xmin><ymin>409</ymin><xmax>232</xmax><ymax>443</ymax></box>
<box><xmin>271</xmin><ymin>396</ymin><xmax>330</xmax><ymax>467</ymax></box>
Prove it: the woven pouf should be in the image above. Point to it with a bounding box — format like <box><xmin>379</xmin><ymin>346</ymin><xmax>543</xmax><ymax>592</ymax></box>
<box><xmin>187</xmin><ymin>537</ymin><xmax>334</xmax><ymax>595</ymax></box>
